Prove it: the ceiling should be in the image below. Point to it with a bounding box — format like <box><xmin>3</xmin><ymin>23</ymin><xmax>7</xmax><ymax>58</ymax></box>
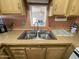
<box><xmin>27</xmin><ymin>0</ymin><xmax>49</xmax><ymax>3</ymax></box>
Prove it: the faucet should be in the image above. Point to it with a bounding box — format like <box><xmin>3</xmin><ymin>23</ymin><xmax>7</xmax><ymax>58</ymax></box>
<box><xmin>33</xmin><ymin>21</ymin><xmax>39</xmax><ymax>31</ymax></box>
<box><xmin>33</xmin><ymin>20</ymin><xmax>40</xmax><ymax>38</ymax></box>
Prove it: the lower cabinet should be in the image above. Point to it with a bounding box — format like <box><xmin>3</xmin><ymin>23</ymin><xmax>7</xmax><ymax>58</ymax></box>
<box><xmin>0</xmin><ymin>47</ymin><xmax>10</xmax><ymax>59</ymax></box>
<box><xmin>1</xmin><ymin>45</ymin><xmax>70</xmax><ymax>59</ymax></box>
<box><xmin>26</xmin><ymin>48</ymin><xmax>46</xmax><ymax>59</ymax></box>
<box><xmin>46</xmin><ymin>46</ymin><xmax>66</xmax><ymax>59</ymax></box>
<box><xmin>10</xmin><ymin>47</ymin><xmax>27</xmax><ymax>59</ymax></box>
<box><xmin>9</xmin><ymin>47</ymin><xmax>46</xmax><ymax>59</ymax></box>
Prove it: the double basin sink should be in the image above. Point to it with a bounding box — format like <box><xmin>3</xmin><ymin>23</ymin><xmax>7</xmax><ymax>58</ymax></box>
<box><xmin>18</xmin><ymin>30</ymin><xmax>56</xmax><ymax>40</ymax></box>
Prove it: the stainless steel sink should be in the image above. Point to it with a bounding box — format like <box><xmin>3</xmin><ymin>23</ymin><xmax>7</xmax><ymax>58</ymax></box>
<box><xmin>18</xmin><ymin>30</ymin><xmax>57</xmax><ymax>40</ymax></box>
<box><xmin>38</xmin><ymin>30</ymin><xmax>55</xmax><ymax>39</ymax></box>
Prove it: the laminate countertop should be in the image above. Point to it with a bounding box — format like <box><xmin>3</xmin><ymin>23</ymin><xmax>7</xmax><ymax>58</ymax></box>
<box><xmin>0</xmin><ymin>30</ymin><xmax>79</xmax><ymax>47</ymax></box>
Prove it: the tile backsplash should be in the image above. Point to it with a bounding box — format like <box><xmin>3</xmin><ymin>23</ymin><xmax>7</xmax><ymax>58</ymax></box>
<box><xmin>76</xmin><ymin>17</ymin><xmax>79</xmax><ymax>24</ymax></box>
<box><xmin>48</xmin><ymin>17</ymin><xmax>76</xmax><ymax>29</ymax></box>
<box><xmin>2</xmin><ymin>15</ymin><xmax>28</xmax><ymax>30</ymax></box>
<box><xmin>0</xmin><ymin>15</ymin><xmax>78</xmax><ymax>30</ymax></box>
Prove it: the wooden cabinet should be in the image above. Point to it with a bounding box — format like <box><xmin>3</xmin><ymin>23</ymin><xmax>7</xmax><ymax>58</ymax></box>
<box><xmin>46</xmin><ymin>46</ymin><xmax>66</xmax><ymax>59</ymax></box>
<box><xmin>1</xmin><ymin>44</ymin><xmax>70</xmax><ymax>59</ymax></box>
<box><xmin>49</xmin><ymin>0</ymin><xmax>79</xmax><ymax>16</ymax></box>
<box><xmin>0</xmin><ymin>0</ymin><xmax>25</xmax><ymax>14</ymax></box>
<box><xmin>26</xmin><ymin>48</ymin><xmax>46</xmax><ymax>59</ymax></box>
<box><xmin>67</xmin><ymin>0</ymin><xmax>79</xmax><ymax>16</ymax></box>
<box><xmin>10</xmin><ymin>47</ymin><xmax>46</xmax><ymax>59</ymax></box>
<box><xmin>53</xmin><ymin>0</ymin><xmax>69</xmax><ymax>15</ymax></box>
<box><xmin>0</xmin><ymin>47</ymin><xmax>9</xmax><ymax>59</ymax></box>
<box><xmin>9</xmin><ymin>46</ymin><xmax>67</xmax><ymax>59</ymax></box>
<box><xmin>10</xmin><ymin>47</ymin><xmax>27</xmax><ymax>59</ymax></box>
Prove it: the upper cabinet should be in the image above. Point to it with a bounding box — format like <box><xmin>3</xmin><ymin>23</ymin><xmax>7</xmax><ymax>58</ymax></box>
<box><xmin>53</xmin><ymin>0</ymin><xmax>69</xmax><ymax>16</ymax></box>
<box><xmin>48</xmin><ymin>0</ymin><xmax>79</xmax><ymax>16</ymax></box>
<box><xmin>0</xmin><ymin>0</ymin><xmax>25</xmax><ymax>15</ymax></box>
<box><xmin>67</xmin><ymin>0</ymin><xmax>79</xmax><ymax>16</ymax></box>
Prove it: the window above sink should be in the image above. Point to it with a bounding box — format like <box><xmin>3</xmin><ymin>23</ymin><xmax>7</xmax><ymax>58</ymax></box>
<box><xmin>29</xmin><ymin>5</ymin><xmax>47</xmax><ymax>27</ymax></box>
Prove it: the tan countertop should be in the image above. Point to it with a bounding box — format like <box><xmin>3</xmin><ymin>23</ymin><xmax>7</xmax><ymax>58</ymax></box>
<box><xmin>0</xmin><ymin>30</ymin><xmax>79</xmax><ymax>47</ymax></box>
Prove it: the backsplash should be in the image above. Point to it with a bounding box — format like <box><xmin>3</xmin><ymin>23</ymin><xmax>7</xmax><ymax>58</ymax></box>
<box><xmin>2</xmin><ymin>15</ymin><xmax>28</xmax><ymax>30</ymax></box>
<box><xmin>48</xmin><ymin>17</ymin><xmax>76</xmax><ymax>29</ymax></box>
<box><xmin>1</xmin><ymin>15</ymin><xmax>78</xmax><ymax>30</ymax></box>
<box><xmin>76</xmin><ymin>17</ymin><xmax>79</xmax><ymax>24</ymax></box>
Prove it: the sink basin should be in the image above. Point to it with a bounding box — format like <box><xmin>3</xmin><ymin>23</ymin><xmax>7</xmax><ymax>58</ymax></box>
<box><xmin>38</xmin><ymin>30</ymin><xmax>55</xmax><ymax>39</ymax></box>
<box><xmin>18</xmin><ymin>30</ymin><xmax>57</xmax><ymax>40</ymax></box>
<box><xmin>18</xmin><ymin>30</ymin><xmax>37</xmax><ymax>39</ymax></box>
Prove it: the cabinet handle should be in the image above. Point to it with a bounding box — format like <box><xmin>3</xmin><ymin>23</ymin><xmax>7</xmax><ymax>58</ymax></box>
<box><xmin>18</xmin><ymin>3</ymin><xmax>21</xmax><ymax>9</ymax></box>
<box><xmin>54</xmin><ymin>4</ymin><xmax>57</xmax><ymax>11</ymax></box>
<box><xmin>54</xmin><ymin>7</ymin><xmax>56</xmax><ymax>11</ymax></box>
<box><xmin>18</xmin><ymin>2</ymin><xmax>23</xmax><ymax>13</ymax></box>
<box><xmin>72</xmin><ymin>6</ymin><xmax>75</xmax><ymax>12</ymax></box>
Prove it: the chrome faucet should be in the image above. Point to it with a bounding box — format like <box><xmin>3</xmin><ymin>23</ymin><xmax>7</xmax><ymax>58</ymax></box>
<box><xmin>33</xmin><ymin>21</ymin><xmax>39</xmax><ymax>38</ymax></box>
<box><xmin>33</xmin><ymin>21</ymin><xmax>39</xmax><ymax>30</ymax></box>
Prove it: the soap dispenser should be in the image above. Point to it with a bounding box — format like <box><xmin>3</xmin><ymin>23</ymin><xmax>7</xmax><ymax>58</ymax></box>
<box><xmin>70</xmin><ymin>23</ymin><xmax>78</xmax><ymax>33</ymax></box>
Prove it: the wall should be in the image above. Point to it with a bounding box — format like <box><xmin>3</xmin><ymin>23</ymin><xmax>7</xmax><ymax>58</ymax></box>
<box><xmin>2</xmin><ymin>15</ymin><xmax>78</xmax><ymax>30</ymax></box>
<box><xmin>2</xmin><ymin>15</ymin><xmax>30</xmax><ymax>30</ymax></box>
<box><xmin>76</xmin><ymin>17</ymin><xmax>79</xmax><ymax>24</ymax></box>
<box><xmin>48</xmin><ymin>17</ymin><xmax>76</xmax><ymax>29</ymax></box>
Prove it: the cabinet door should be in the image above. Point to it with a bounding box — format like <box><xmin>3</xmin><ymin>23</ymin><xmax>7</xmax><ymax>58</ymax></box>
<box><xmin>0</xmin><ymin>0</ymin><xmax>24</xmax><ymax>14</ymax></box>
<box><xmin>26</xmin><ymin>48</ymin><xmax>46</xmax><ymax>59</ymax></box>
<box><xmin>10</xmin><ymin>0</ymin><xmax>23</xmax><ymax>14</ymax></box>
<box><xmin>10</xmin><ymin>47</ymin><xmax>27</xmax><ymax>59</ymax></box>
<box><xmin>67</xmin><ymin>0</ymin><xmax>79</xmax><ymax>16</ymax></box>
<box><xmin>10</xmin><ymin>0</ymin><xmax>21</xmax><ymax>13</ymax></box>
<box><xmin>53</xmin><ymin>0</ymin><xmax>69</xmax><ymax>15</ymax></box>
<box><xmin>0</xmin><ymin>0</ymin><xmax>10</xmax><ymax>13</ymax></box>
<box><xmin>0</xmin><ymin>48</ymin><xmax>9</xmax><ymax>59</ymax></box>
<box><xmin>46</xmin><ymin>46</ymin><xmax>66</xmax><ymax>59</ymax></box>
